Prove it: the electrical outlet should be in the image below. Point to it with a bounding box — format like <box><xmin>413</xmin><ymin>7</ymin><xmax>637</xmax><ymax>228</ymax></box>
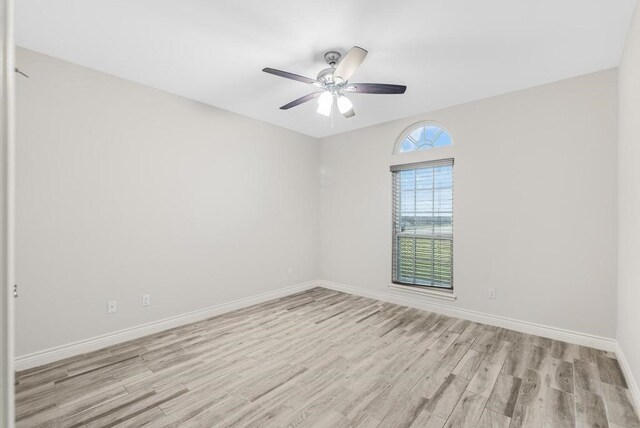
<box><xmin>287</xmin><ymin>267</ymin><xmax>293</xmax><ymax>275</ymax></box>
<box><xmin>142</xmin><ymin>294</ymin><xmax>151</xmax><ymax>307</ymax></box>
<box><xmin>108</xmin><ymin>300</ymin><xmax>118</xmax><ymax>314</ymax></box>
<box><xmin>488</xmin><ymin>288</ymin><xmax>496</xmax><ymax>299</ymax></box>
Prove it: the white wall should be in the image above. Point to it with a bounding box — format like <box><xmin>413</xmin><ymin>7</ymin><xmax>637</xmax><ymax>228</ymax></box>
<box><xmin>319</xmin><ymin>69</ymin><xmax>618</xmax><ymax>339</ymax></box>
<box><xmin>15</xmin><ymin>48</ymin><xmax>319</xmax><ymax>357</ymax></box>
<box><xmin>618</xmin><ymin>1</ymin><xmax>640</xmax><ymax>397</ymax></box>
<box><xmin>15</xmin><ymin>45</ymin><xmax>623</xmax><ymax>361</ymax></box>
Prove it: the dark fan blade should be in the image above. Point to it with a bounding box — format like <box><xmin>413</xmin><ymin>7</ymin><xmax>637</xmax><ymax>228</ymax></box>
<box><xmin>334</xmin><ymin>46</ymin><xmax>367</xmax><ymax>81</ymax></box>
<box><xmin>263</xmin><ymin>68</ymin><xmax>318</xmax><ymax>85</ymax></box>
<box><xmin>279</xmin><ymin>92</ymin><xmax>323</xmax><ymax>110</ymax></box>
<box><xmin>344</xmin><ymin>83</ymin><xmax>406</xmax><ymax>94</ymax></box>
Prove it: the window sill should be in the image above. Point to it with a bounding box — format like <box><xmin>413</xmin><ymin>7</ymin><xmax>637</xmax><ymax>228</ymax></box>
<box><xmin>389</xmin><ymin>283</ymin><xmax>457</xmax><ymax>301</ymax></box>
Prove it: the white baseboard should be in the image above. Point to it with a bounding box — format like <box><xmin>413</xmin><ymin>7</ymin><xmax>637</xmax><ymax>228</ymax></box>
<box><xmin>16</xmin><ymin>278</ymin><xmax>620</xmax><ymax>372</ymax></box>
<box><xmin>317</xmin><ymin>280</ymin><xmax>617</xmax><ymax>352</ymax></box>
<box><xmin>15</xmin><ymin>281</ymin><xmax>318</xmax><ymax>371</ymax></box>
<box><xmin>616</xmin><ymin>343</ymin><xmax>640</xmax><ymax>416</ymax></box>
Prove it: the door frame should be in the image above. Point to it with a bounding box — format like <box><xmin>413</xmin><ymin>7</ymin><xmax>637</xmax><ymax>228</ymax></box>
<box><xmin>1</xmin><ymin>0</ymin><xmax>16</xmax><ymax>424</ymax></box>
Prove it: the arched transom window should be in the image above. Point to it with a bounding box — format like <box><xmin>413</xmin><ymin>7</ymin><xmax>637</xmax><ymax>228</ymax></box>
<box><xmin>397</xmin><ymin>123</ymin><xmax>452</xmax><ymax>153</ymax></box>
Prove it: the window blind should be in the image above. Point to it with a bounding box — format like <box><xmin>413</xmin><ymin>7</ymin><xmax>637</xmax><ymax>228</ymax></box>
<box><xmin>391</xmin><ymin>158</ymin><xmax>454</xmax><ymax>289</ymax></box>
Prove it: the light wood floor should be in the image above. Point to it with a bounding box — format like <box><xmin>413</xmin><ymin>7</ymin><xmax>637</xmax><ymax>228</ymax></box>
<box><xmin>15</xmin><ymin>287</ymin><xmax>640</xmax><ymax>427</ymax></box>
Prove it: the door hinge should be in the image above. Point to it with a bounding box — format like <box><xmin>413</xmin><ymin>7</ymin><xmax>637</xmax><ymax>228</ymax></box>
<box><xmin>13</xmin><ymin>284</ymin><xmax>18</xmax><ymax>298</ymax></box>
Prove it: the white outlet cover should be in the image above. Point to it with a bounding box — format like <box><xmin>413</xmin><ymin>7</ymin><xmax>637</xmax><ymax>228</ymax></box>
<box><xmin>142</xmin><ymin>295</ymin><xmax>151</xmax><ymax>306</ymax></box>
<box><xmin>108</xmin><ymin>300</ymin><xmax>118</xmax><ymax>313</ymax></box>
<box><xmin>488</xmin><ymin>288</ymin><xmax>496</xmax><ymax>299</ymax></box>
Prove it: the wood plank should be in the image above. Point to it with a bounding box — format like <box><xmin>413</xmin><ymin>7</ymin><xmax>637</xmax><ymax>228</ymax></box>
<box><xmin>549</xmin><ymin>358</ymin><xmax>574</xmax><ymax>394</ymax></box>
<box><xmin>575</xmin><ymin>387</ymin><xmax>610</xmax><ymax>428</ymax></box>
<box><xmin>376</xmin><ymin>394</ymin><xmax>428</xmax><ymax>428</ymax></box>
<box><xmin>601</xmin><ymin>383</ymin><xmax>640</xmax><ymax>428</ymax></box>
<box><xmin>468</xmin><ymin>360</ymin><xmax>503</xmax><ymax>397</ymax></box>
<box><xmin>410</xmin><ymin>410</ymin><xmax>446</xmax><ymax>428</ymax></box>
<box><xmin>543</xmin><ymin>388</ymin><xmax>575</xmax><ymax>428</ymax></box>
<box><xmin>424</xmin><ymin>374</ymin><xmax>470</xmax><ymax>419</ymax></box>
<box><xmin>597</xmin><ymin>356</ymin><xmax>628</xmax><ymax>388</ymax></box>
<box><xmin>575</xmin><ymin>358</ymin><xmax>603</xmax><ymax>394</ymax></box>
<box><xmin>486</xmin><ymin>373</ymin><xmax>521</xmax><ymax>418</ymax></box>
<box><xmin>429</xmin><ymin>332</ymin><xmax>460</xmax><ymax>354</ymax></box>
<box><xmin>57</xmin><ymin>388</ymin><xmax>157</xmax><ymax>427</ymax></box>
<box><xmin>509</xmin><ymin>369</ymin><xmax>548</xmax><ymax>427</ymax></box>
<box><xmin>551</xmin><ymin>340</ymin><xmax>579</xmax><ymax>362</ymax></box>
<box><xmin>349</xmin><ymin>412</ymin><xmax>382</xmax><ymax>428</ymax></box>
<box><xmin>485</xmin><ymin>341</ymin><xmax>512</xmax><ymax>366</ymax></box>
<box><xmin>443</xmin><ymin>390</ymin><xmax>488</xmax><ymax>427</ymax></box>
<box><xmin>175</xmin><ymin>394</ymin><xmax>250</xmax><ymax>428</ymax></box>
<box><xmin>279</xmin><ymin>386</ymin><xmax>350</xmax><ymax>427</ymax></box>
<box><xmin>412</xmin><ymin>362</ymin><xmax>455</xmax><ymax>399</ymax></box>
<box><xmin>477</xmin><ymin>408</ymin><xmax>511</xmax><ymax>428</ymax></box>
<box><xmin>452</xmin><ymin>349</ymin><xmax>485</xmax><ymax>380</ymax></box>
<box><xmin>83</xmin><ymin>384</ymin><xmax>188</xmax><ymax>428</ymax></box>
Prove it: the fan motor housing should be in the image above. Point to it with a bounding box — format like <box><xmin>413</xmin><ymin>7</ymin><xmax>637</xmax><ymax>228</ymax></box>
<box><xmin>317</xmin><ymin>67</ymin><xmax>336</xmax><ymax>84</ymax></box>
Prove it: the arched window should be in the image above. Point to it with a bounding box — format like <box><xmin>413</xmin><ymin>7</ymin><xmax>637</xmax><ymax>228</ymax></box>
<box><xmin>390</xmin><ymin>122</ymin><xmax>454</xmax><ymax>294</ymax></box>
<box><xmin>396</xmin><ymin>123</ymin><xmax>452</xmax><ymax>153</ymax></box>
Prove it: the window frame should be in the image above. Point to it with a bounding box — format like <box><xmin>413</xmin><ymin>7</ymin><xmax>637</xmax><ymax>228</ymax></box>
<box><xmin>393</xmin><ymin>121</ymin><xmax>454</xmax><ymax>154</ymax></box>
<box><xmin>390</xmin><ymin>158</ymin><xmax>455</xmax><ymax>295</ymax></box>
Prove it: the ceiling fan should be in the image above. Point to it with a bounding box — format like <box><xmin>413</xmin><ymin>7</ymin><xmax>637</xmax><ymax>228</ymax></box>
<box><xmin>262</xmin><ymin>46</ymin><xmax>406</xmax><ymax>119</ymax></box>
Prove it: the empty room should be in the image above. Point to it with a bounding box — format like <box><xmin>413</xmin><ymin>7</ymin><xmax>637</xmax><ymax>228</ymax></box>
<box><xmin>2</xmin><ymin>0</ymin><xmax>640</xmax><ymax>427</ymax></box>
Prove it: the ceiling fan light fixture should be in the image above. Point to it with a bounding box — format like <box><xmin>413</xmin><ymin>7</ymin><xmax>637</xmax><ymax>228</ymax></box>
<box><xmin>317</xmin><ymin>91</ymin><xmax>333</xmax><ymax>116</ymax></box>
<box><xmin>263</xmin><ymin>46</ymin><xmax>406</xmax><ymax>118</ymax></box>
<box><xmin>337</xmin><ymin>94</ymin><xmax>353</xmax><ymax>114</ymax></box>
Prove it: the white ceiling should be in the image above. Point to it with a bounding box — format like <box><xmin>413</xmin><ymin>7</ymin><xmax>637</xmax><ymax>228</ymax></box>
<box><xmin>16</xmin><ymin>0</ymin><xmax>637</xmax><ymax>138</ymax></box>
